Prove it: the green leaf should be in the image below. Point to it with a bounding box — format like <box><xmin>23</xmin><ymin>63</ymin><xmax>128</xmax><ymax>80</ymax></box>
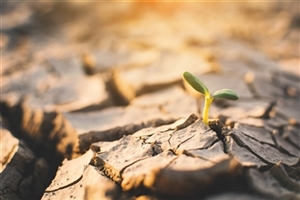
<box><xmin>211</xmin><ymin>89</ymin><xmax>239</xmax><ymax>100</ymax></box>
<box><xmin>183</xmin><ymin>71</ymin><xmax>209</xmax><ymax>95</ymax></box>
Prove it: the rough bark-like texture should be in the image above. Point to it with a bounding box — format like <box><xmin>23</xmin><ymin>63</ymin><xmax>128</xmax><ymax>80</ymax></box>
<box><xmin>1</xmin><ymin>2</ymin><xmax>300</xmax><ymax>200</ymax></box>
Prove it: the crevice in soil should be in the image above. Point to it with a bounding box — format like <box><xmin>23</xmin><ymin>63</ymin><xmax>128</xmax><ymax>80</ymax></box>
<box><xmin>78</xmin><ymin>117</ymin><xmax>177</xmax><ymax>154</ymax></box>
<box><xmin>208</xmin><ymin>119</ymin><xmax>232</xmax><ymax>154</ymax></box>
<box><xmin>104</xmin><ymin>69</ymin><xmax>185</xmax><ymax>107</ymax></box>
<box><xmin>187</xmin><ymin>138</ymin><xmax>221</xmax><ymax>152</ymax></box>
<box><xmin>230</xmin><ymin>133</ymin><xmax>271</xmax><ymax>165</ymax></box>
<box><xmin>261</xmin><ymin>101</ymin><xmax>277</xmax><ymax>119</ymax></box>
<box><xmin>105</xmin><ymin>70</ymin><xmax>133</xmax><ymax>106</ymax></box>
<box><xmin>243</xmin><ymin>72</ymin><xmax>261</xmax><ymax>99</ymax></box>
<box><xmin>284</xmin><ymin>136</ymin><xmax>300</xmax><ymax>151</ymax></box>
<box><xmin>240</xmin><ymin>131</ymin><xmax>275</xmax><ymax>147</ymax></box>
<box><xmin>135</xmin><ymin>79</ymin><xmax>184</xmax><ymax>97</ymax></box>
<box><xmin>44</xmin><ymin>174</ymin><xmax>84</xmax><ymax>193</ymax></box>
<box><xmin>68</xmin><ymin>99</ymin><xmax>114</xmax><ymax>113</ymax></box>
<box><xmin>283</xmin><ymin>162</ymin><xmax>300</xmax><ymax>181</ymax></box>
<box><xmin>268</xmin><ymin>129</ymin><xmax>279</xmax><ymax>148</ymax></box>
<box><xmin>0</xmin><ymin>98</ymin><xmax>80</xmax><ymax>199</ymax></box>
<box><xmin>268</xmin><ymin>126</ymin><xmax>300</xmax><ymax>156</ymax></box>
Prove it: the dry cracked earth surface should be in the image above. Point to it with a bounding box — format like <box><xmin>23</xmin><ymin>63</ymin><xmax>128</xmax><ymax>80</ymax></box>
<box><xmin>1</xmin><ymin>2</ymin><xmax>300</xmax><ymax>200</ymax></box>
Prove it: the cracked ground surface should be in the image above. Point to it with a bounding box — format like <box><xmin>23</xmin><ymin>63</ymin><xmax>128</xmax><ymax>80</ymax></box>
<box><xmin>1</xmin><ymin>2</ymin><xmax>300</xmax><ymax>200</ymax></box>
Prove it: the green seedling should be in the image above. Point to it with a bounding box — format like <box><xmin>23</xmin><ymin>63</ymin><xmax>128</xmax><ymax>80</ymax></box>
<box><xmin>183</xmin><ymin>71</ymin><xmax>239</xmax><ymax>125</ymax></box>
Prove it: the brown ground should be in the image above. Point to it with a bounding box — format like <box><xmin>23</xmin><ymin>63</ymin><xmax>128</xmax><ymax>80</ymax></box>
<box><xmin>1</xmin><ymin>2</ymin><xmax>299</xmax><ymax>200</ymax></box>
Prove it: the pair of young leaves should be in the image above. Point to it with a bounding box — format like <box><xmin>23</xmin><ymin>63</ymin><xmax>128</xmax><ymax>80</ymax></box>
<box><xmin>183</xmin><ymin>71</ymin><xmax>239</xmax><ymax>125</ymax></box>
<box><xmin>183</xmin><ymin>71</ymin><xmax>239</xmax><ymax>101</ymax></box>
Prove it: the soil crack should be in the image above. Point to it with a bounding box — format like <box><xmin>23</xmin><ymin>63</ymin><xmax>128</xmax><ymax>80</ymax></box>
<box><xmin>208</xmin><ymin>120</ymin><xmax>232</xmax><ymax>154</ymax></box>
<box><xmin>78</xmin><ymin>117</ymin><xmax>177</xmax><ymax>154</ymax></box>
<box><xmin>230</xmin><ymin>133</ymin><xmax>271</xmax><ymax>165</ymax></box>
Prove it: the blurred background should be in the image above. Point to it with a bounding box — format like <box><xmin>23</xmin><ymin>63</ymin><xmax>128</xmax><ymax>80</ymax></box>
<box><xmin>1</xmin><ymin>1</ymin><xmax>299</xmax><ymax>113</ymax></box>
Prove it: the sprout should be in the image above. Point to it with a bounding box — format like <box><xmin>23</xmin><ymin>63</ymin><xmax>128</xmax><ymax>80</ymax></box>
<box><xmin>183</xmin><ymin>71</ymin><xmax>239</xmax><ymax>125</ymax></box>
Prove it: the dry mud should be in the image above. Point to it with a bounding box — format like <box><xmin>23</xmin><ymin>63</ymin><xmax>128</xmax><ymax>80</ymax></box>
<box><xmin>1</xmin><ymin>2</ymin><xmax>299</xmax><ymax>200</ymax></box>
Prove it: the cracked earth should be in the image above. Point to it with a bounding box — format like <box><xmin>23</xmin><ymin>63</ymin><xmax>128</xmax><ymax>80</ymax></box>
<box><xmin>1</xmin><ymin>2</ymin><xmax>300</xmax><ymax>200</ymax></box>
